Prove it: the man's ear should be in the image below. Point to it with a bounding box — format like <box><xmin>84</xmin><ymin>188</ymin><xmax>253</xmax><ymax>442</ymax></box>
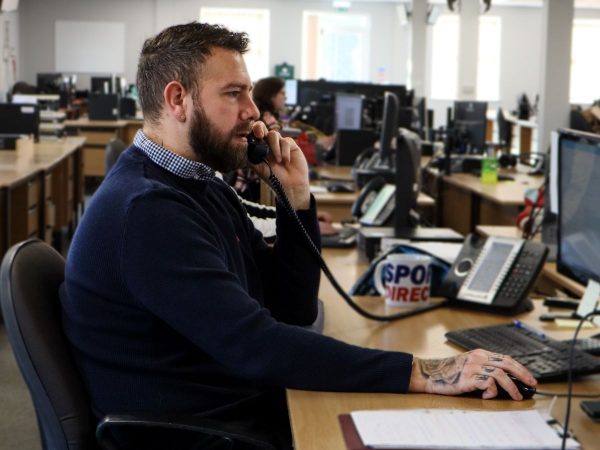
<box><xmin>163</xmin><ymin>81</ymin><xmax>188</xmax><ymax>123</ymax></box>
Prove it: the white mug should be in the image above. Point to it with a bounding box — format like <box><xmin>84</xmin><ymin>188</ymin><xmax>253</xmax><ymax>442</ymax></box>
<box><xmin>374</xmin><ymin>254</ymin><xmax>432</xmax><ymax>307</ymax></box>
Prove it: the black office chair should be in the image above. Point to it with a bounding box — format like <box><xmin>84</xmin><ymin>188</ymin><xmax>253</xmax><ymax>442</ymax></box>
<box><xmin>0</xmin><ymin>239</ymin><xmax>276</xmax><ymax>450</ymax></box>
<box><xmin>105</xmin><ymin>138</ymin><xmax>127</xmax><ymax>175</ymax></box>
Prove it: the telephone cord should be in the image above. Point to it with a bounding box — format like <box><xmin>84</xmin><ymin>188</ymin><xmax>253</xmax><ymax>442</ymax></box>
<box><xmin>263</xmin><ymin>160</ymin><xmax>447</xmax><ymax>322</ymax></box>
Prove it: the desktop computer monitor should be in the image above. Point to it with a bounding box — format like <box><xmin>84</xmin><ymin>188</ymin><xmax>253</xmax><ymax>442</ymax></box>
<box><xmin>285</xmin><ymin>79</ymin><xmax>298</xmax><ymax>106</ymax></box>
<box><xmin>0</xmin><ymin>103</ymin><xmax>40</xmax><ymax>140</ymax></box>
<box><xmin>557</xmin><ymin>129</ymin><xmax>600</xmax><ymax>285</ymax></box>
<box><xmin>88</xmin><ymin>94</ymin><xmax>119</xmax><ymax>120</ymax></box>
<box><xmin>91</xmin><ymin>76</ymin><xmax>113</xmax><ymax>94</ymax></box>
<box><xmin>114</xmin><ymin>76</ymin><xmax>126</xmax><ymax>97</ymax></box>
<box><xmin>37</xmin><ymin>73</ymin><xmax>63</xmax><ymax>94</ymax></box>
<box><xmin>453</xmin><ymin>101</ymin><xmax>488</xmax><ymax>153</ymax></box>
<box><xmin>378</xmin><ymin>91</ymin><xmax>400</xmax><ymax>165</ymax></box>
<box><xmin>394</xmin><ymin>128</ymin><xmax>422</xmax><ymax>232</ymax></box>
<box><xmin>334</xmin><ymin>93</ymin><xmax>363</xmax><ymax>131</ymax></box>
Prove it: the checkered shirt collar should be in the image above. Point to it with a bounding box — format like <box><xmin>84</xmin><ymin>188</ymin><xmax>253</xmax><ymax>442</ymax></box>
<box><xmin>133</xmin><ymin>129</ymin><xmax>215</xmax><ymax>181</ymax></box>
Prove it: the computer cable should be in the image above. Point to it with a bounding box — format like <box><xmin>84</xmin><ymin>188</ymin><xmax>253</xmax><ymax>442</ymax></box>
<box><xmin>561</xmin><ymin>308</ymin><xmax>600</xmax><ymax>450</ymax></box>
<box><xmin>261</xmin><ymin>158</ymin><xmax>448</xmax><ymax>322</ymax></box>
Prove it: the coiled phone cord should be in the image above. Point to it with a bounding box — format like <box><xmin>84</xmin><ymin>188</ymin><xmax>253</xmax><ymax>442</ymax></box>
<box><xmin>262</xmin><ymin>159</ymin><xmax>447</xmax><ymax>322</ymax></box>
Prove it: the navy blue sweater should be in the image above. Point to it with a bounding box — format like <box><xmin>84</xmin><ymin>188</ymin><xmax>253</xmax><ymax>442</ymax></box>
<box><xmin>61</xmin><ymin>146</ymin><xmax>413</xmax><ymax>417</ymax></box>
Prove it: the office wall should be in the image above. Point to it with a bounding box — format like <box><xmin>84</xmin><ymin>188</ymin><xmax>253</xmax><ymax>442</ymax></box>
<box><xmin>0</xmin><ymin>10</ymin><xmax>19</xmax><ymax>101</ymax></box>
<box><xmin>19</xmin><ymin>0</ymin><xmax>156</xmax><ymax>91</ymax></box>
<box><xmin>19</xmin><ymin>0</ymin><xmax>410</xmax><ymax>90</ymax></box>
<box><xmin>427</xmin><ymin>6</ymin><xmax>545</xmax><ymax>128</ymax></box>
<box><xmin>17</xmin><ymin>0</ymin><xmax>600</xmax><ymax>122</ymax></box>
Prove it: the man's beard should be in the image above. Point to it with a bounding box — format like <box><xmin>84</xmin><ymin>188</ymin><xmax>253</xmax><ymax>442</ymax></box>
<box><xmin>188</xmin><ymin>106</ymin><xmax>252</xmax><ymax>173</ymax></box>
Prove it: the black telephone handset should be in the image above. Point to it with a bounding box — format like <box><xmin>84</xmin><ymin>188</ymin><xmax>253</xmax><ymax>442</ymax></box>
<box><xmin>440</xmin><ymin>234</ymin><xmax>548</xmax><ymax>314</ymax></box>
<box><xmin>246</xmin><ymin>133</ymin><xmax>270</xmax><ymax>164</ymax></box>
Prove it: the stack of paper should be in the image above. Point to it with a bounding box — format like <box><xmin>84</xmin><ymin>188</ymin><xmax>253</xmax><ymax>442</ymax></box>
<box><xmin>350</xmin><ymin>409</ymin><xmax>580</xmax><ymax>449</ymax></box>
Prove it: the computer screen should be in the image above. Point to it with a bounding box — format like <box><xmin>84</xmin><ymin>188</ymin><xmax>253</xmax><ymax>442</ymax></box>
<box><xmin>378</xmin><ymin>91</ymin><xmax>400</xmax><ymax>165</ymax></box>
<box><xmin>557</xmin><ymin>129</ymin><xmax>600</xmax><ymax>285</ymax></box>
<box><xmin>285</xmin><ymin>79</ymin><xmax>298</xmax><ymax>106</ymax></box>
<box><xmin>453</xmin><ymin>101</ymin><xmax>488</xmax><ymax>153</ymax></box>
<box><xmin>36</xmin><ymin>73</ymin><xmax>63</xmax><ymax>94</ymax></box>
<box><xmin>416</xmin><ymin>97</ymin><xmax>427</xmax><ymax>131</ymax></box>
<box><xmin>91</xmin><ymin>76</ymin><xmax>113</xmax><ymax>94</ymax></box>
<box><xmin>334</xmin><ymin>93</ymin><xmax>363</xmax><ymax>131</ymax></box>
<box><xmin>0</xmin><ymin>103</ymin><xmax>40</xmax><ymax>138</ymax></box>
<box><xmin>394</xmin><ymin>128</ymin><xmax>422</xmax><ymax>232</ymax></box>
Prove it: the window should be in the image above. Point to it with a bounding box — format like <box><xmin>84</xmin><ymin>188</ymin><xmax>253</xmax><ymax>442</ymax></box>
<box><xmin>199</xmin><ymin>7</ymin><xmax>270</xmax><ymax>80</ymax></box>
<box><xmin>430</xmin><ymin>15</ymin><xmax>459</xmax><ymax>100</ymax></box>
<box><xmin>302</xmin><ymin>12</ymin><xmax>370</xmax><ymax>81</ymax></box>
<box><xmin>477</xmin><ymin>16</ymin><xmax>501</xmax><ymax>101</ymax></box>
<box><xmin>430</xmin><ymin>15</ymin><xmax>501</xmax><ymax>101</ymax></box>
<box><xmin>570</xmin><ymin>19</ymin><xmax>600</xmax><ymax>104</ymax></box>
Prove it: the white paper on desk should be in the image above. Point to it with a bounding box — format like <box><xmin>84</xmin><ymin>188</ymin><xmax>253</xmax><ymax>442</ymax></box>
<box><xmin>380</xmin><ymin>239</ymin><xmax>462</xmax><ymax>264</ymax></box>
<box><xmin>350</xmin><ymin>409</ymin><xmax>580</xmax><ymax>449</ymax></box>
<box><xmin>309</xmin><ymin>185</ymin><xmax>328</xmax><ymax>193</ymax></box>
<box><xmin>577</xmin><ymin>279</ymin><xmax>600</xmax><ymax>326</ymax></box>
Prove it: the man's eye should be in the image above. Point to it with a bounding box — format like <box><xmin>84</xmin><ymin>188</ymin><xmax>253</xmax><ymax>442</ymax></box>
<box><xmin>226</xmin><ymin>91</ymin><xmax>241</xmax><ymax>98</ymax></box>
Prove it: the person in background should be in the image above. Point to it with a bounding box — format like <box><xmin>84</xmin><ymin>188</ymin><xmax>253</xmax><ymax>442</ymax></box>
<box><xmin>231</xmin><ymin>76</ymin><xmax>336</xmax><ymax>235</ymax></box>
<box><xmin>252</xmin><ymin>76</ymin><xmax>286</xmax><ymax>131</ymax></box>
<box><xmin>61</xmin><ymin>22</ymin><xmax>536</xmax><ymax>450</ymax></box>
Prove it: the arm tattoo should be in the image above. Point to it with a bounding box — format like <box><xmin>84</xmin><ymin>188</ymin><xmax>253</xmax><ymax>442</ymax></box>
<box><xmin>418</xmin><ymin>356</ymin><xmax>466</xmax><ymax>386</ymax></box>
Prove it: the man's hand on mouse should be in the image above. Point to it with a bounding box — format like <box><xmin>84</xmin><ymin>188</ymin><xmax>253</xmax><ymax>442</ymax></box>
<box><xmin>409</xmin><ymin>349</ymin><xmax>537</xmax><ymax>400</ymax></box>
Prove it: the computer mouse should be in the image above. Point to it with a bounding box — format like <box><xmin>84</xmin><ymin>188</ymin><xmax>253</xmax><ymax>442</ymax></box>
<box><xmin>465</xmin><ymin>374</ymin><xmax>536</xmax><ymax>400</ymax></box>
<box><xmin>327</xmin><ymin>183</ymin><xmax>353</xmax><ymax>193</ymax></box>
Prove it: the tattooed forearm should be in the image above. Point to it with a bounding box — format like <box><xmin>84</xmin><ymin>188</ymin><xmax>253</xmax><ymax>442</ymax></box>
<box><xmin>418</xmin><ymin>356</ymin><xmax>466</xmax><ymax>385</ymax></box>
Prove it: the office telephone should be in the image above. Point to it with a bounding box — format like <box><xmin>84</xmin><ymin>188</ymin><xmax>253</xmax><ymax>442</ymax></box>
<box><xmin>440</xmin><ymin>234</ymin><xmax>548</xmax><ymax>314</ymax></box>
<box><xmin>350</xmin><ymin>175</ymin><xmax>398</xmax><ymax>227</ymax></box>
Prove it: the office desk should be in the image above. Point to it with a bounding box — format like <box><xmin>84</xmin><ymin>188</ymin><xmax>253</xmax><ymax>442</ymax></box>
<box><xmin>431</xmin><ymin>168</ymin><xmax>544</xmax><ymax>235</ymax></box>
<box><xmin>505</xmin><ymin>112</ymin><xmax>538</xmax><ymax>157</ymax></box>
<box><xmin>287</xmin><ymin>247</ymin><xmax>599</xmax><ymax>450</ymax></box>
<box><xmin>65</xmin><ymin>118</ymin><xmax>128</xmax><ymax>177</ymax></box>
<box><xmin>0</xmin><ymin>137</ymin><xmax>85</xmax><ymax>256</ymax></box>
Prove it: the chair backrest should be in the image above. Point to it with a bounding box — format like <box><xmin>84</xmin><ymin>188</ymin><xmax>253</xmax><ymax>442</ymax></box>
<box><xmin>0</xmin><ymin>240</ymin><xmax>96</xmax><ymax>450</ymax></box>
<box><xmin>105</xmin><ymin>138</ymin><xmax>127</xmax><ymax>175</ymax></box>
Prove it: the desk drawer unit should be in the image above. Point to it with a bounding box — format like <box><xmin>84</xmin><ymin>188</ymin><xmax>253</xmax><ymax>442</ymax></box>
<box><xmin>9</xmin><ymin>177</ymin><xmax>42</xmax><ymax>243</ymax></box>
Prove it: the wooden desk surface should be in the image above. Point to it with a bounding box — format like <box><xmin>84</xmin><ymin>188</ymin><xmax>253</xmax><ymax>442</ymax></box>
<box><xmin>65</xmin><ymin>117</ymin><xmax>129</xmax><ymax>128</ymax></box>
<box><xmin>0</xmin><ymin>137</ymin><xmax>86</xmax><ymax>188</ymax></box>
<box><xmin>442</xmin><ymin>170</ymin><xmax>543</xmax><ymax>206</ymax></box>
<box><xmin>287</xmin><ymin>248</ymin><xmax>599</xmax><ymax>450</ymax></box>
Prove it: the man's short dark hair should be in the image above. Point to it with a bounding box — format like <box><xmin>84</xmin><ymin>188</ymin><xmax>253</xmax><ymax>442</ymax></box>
<box><xmin>136</xmin><ymin>22</ymin><xmax>250</xmax><ymax>124</ymax></box>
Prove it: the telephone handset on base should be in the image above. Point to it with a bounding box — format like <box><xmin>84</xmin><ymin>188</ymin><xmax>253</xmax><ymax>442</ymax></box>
<box><xmin>440</xmin><ymin>234</ymin><xmax>548</xmax><ymax>315</ymax></box>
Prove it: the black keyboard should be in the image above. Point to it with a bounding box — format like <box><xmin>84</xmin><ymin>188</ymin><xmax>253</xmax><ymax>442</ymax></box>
<box><xmin>445</xmin><ymin>323</ymin><xmax>600</xmax><ymax>381</ymax></box>
<box><xmin>562</xmin><ymin>337</ymin><xmax>600</xmax><ymax>356</ymax></box>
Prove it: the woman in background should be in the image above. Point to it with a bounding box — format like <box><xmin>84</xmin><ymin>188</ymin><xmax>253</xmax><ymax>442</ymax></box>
<box><xmin>228</xmin><ymin>77</ymin><xmax>286</xmax><ymax>203</ymax></box>
<box><xmin>253</xmin><ymin>76</ymin><xmax>286</xmax><ymax>131</ymax></box>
